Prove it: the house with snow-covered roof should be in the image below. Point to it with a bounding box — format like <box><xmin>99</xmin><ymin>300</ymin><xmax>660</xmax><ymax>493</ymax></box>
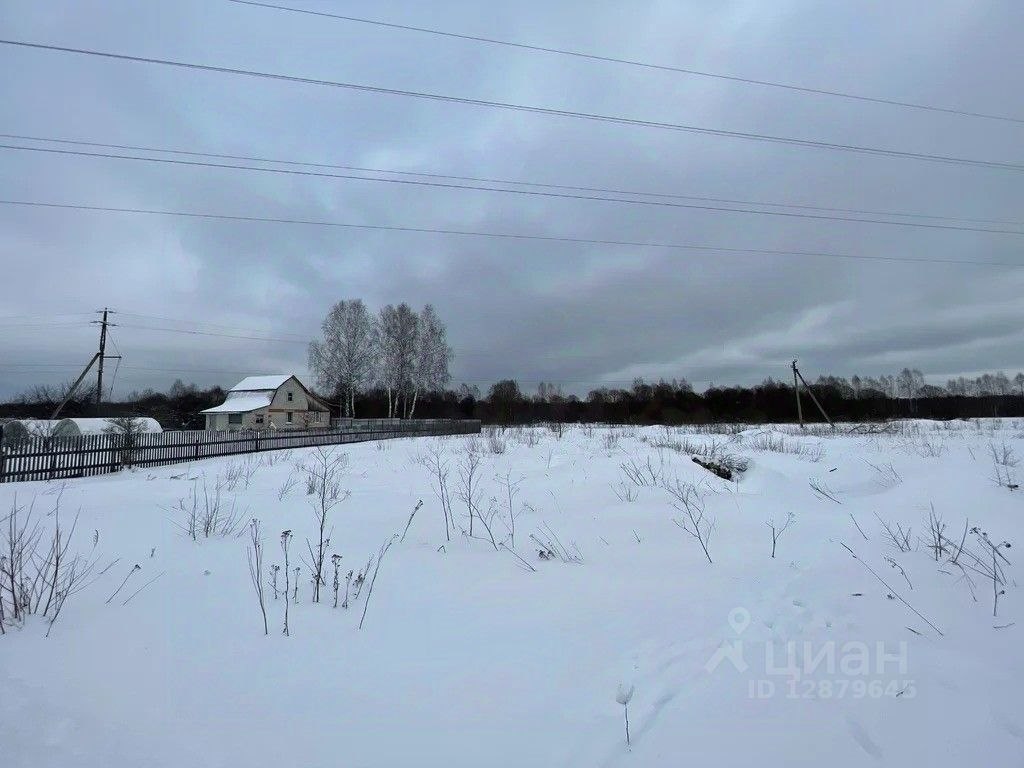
<box><xmin>201</xmin><ymin>374</ymin><xmax>330</xmax><ymax>432</ymax></box>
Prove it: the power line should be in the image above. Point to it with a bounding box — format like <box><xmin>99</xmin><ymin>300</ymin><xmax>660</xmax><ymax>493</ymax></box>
<box><xmin>116</xmin><ymin>322</ymin><xmax>310</xmax><ymax>344</ymax></box>
<box><xmin>1</xmin><ymin>198</ymin><xmax>1019</xmax><ymax>267</ymax></box>
<box><xmin>7</xmin><ymin>132</ymin><xmax>1024</xmax><ymax>230</ymax></box>
<box><xmin>5</xmin><ymin>142</ymin><xmax>1024</xmax><ymax>236</ymax></box>
<box><xmin>0</xmin><ymin>321</ymin><xmax>94</xmax><ymax>330</ymax></box>
<box><xmin>2</xmin><ymin>39</ymin><xmax>1022</xmax><ymax>172</ymax></box>
<box><xmin>116</xmin><ymin>311</ymin><xmax>308</xmax><ymax>339</ymax></box>
<box><xmin>0</xmin><ymin>312</ymin><xmax>94</xmax><ymax>321</ymax></box>
<box><xmin>226</xmin><ymin>0</ymin><xmax>1024</xmax><ymax>126</ymax></box>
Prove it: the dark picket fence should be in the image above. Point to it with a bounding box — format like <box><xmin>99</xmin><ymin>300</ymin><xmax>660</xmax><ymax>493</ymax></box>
<box><xmin>0</xmin><ymin>419</ymin><xmax>481</xmax><ymax>484</ymax></box>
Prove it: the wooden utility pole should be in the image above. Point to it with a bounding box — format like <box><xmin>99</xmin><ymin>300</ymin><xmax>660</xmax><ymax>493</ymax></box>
<box><xmin>95</xmin><ymin>308</ymin><xmax>113</xmax><ymax>408</ymax></box>
<box><xmin>792</xmin><ymin>360</ymin><xmax>804</xmax><ymax>428</ymax></box>
<box><xmin>792</xmin><ymin>360</ymin><xmax>835</xmax><ymax>429</ymax></box>
<box><xmin>49</xmin><ymin>308</ymin><xmax>120</xmax><ymax>420</ymax></box>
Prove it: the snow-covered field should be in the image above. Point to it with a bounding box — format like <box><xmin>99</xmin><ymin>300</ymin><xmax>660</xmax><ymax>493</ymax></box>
<box><xmin>2</xmin><ymin>420</ymin><xmax>1022</xmax><ymax>767</ymax></box>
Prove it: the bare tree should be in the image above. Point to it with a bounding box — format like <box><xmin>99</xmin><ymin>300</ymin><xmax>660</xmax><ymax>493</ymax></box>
<box><xmin>408</xmin><ymin>304</ymin><xmax>453</xmax><ymax>418</ymax></box>
<box><xmin>994</xmin><ymin>371</ymin><xmax>1012</xmax><ymax>397</ymax></box>
<box><xmin>896</xmin><ymin>368</ymin><xmax>925</xmax><ymax>412</ymax></box>
<box><xmin>377</xmin><ymin>303</ymin><xmax>420</xmax><ymax>418</ymax></box>
<box><xmin>308</xmin><ymin>299</ymin><xmax>378</xmax><ymax>417</ymax></box>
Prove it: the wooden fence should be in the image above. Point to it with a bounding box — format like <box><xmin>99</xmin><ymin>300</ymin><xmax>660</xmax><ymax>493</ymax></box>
<box><xmin>0</xmin><ymin>419</ymin><xmax>481</xmax><ymax>484</ymax></box>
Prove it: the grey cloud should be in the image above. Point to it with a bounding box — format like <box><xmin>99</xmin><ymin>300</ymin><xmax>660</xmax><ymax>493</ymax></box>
<box><xmin>1</xmin><ymin>0</ymin><xmax>1022</xmax><ymax>399</ymax></box>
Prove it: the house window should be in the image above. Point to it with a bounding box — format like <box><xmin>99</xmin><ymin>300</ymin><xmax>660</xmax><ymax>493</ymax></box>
<box><xmin>287</xmin><ymin>391</ymin><xmax>294</xmax><ymax>402</ymax></box>
<box><xmin>286</xmin><ymin>412</ymin><xmax>293</xmax><ymax>424</ymax></box>
<box><xmin>255</xmin><ymin>415</ymin><xmax>264</xmax><ymax>425</ymax></box>
<box><xmin>228</xmin><ymin>413</ymin><xmax>243</xmax><ymax>425</ymax></box>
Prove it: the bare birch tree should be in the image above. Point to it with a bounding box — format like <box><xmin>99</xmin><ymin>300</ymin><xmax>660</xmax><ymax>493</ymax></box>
<box><xmin>408</xmin><ymin>304</ymin><xmax>453</xmax><ymax>418</ymax></box>
<box><xmin>377</xmin><ymin>303</ymin><xmax>419</xmax><ymax>418</ymax></box>
<box><xmin>308</xmin><ymin>299</ymin><xmax>377</xmax><ymax>417</ymax></box>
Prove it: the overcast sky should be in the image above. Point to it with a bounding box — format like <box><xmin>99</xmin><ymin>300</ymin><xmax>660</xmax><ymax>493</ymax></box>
<box><xmin>1</xmin><ymin>0</ymin><xmax>1022</xmax><ymax>399</ymax></box>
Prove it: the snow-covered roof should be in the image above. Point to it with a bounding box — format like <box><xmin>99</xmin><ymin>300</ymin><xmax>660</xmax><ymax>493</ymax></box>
<box><xmin>230</xmin><ymin>374</ymin><xmax>295</xmax><ymax>392</ymax></box>
<box><xmin>201</xmin><ymin>391</ymin><xmax>274</xmax><ymax>414</ymax></box>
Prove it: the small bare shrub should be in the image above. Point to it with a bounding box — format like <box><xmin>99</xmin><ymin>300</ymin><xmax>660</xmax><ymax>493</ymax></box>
<box><xmin>865</xmin><ymin>460</ymin><xmax>901</xmax><ymax>489</ymax></box>
<box><xmin>358</xmin><ymin>535</ymin><xmax>397</xmax><ymax>630</ymax></box>
<box><xmin>300</xmin><ymin>448</ymin><xmax>350</xmax><ymax>603</ymax></box>
<box><xmin>331</xmin><ymin>554</ymin><xmax>343</xmax><ymax>608</ymax></box>
<box><xmin>662</xmin><ymin>478</ymin><xmax>714</xmax><ymax>564</ymax></box>
<box><xmin>989</xmin><ymin>441</ymin><xmax>1019</xmax><ymax>489</ymax></box>
<box><xmin>246</xmin><ymin>519</ymin><xmax>268</xmax><ymax>635</ymax></box>
<box><xmin>277</xmin><ymin>471</ymin><xmax>300</xmax><ymax>501</ymax></box>
<box><xmin>767</xmin><ymin>512</ymin><xmax>795</xmax><ymax>558</ymax></box>
<box><xmin>417</xmin><ymin>443</ymin><xmax>455</xmax><ymax>541</ymax></box>
<box><xmin>497</xmin><ymin>470</ymin><xmax>525</xmax><ymax>549</ymax></box>
<box><xmin>907</xmin><ymin>435</ymin><xmax>947</xmax><ymax>458</ymax></box>
<box><xmin>612</xmin><ymin>481</ymin><xmax>638</xmax><ymax>503</ymax></box>
<box><xmin>518</xmin><ymin>428</ymin><xmax>541</xmax><ymax>448</ymax></box>
<box><xmin>531</xmin><ymin>522</ymin><xmax>583</xmax><ymax>564</ymax></box>
<box><xmin>280</xmin><ymin>530</ymin><xmax>293</xmax><ymax>636</ymax></box>
<box><xmin>924</xmin><ymin>506</ymin><xmax>948</xmax><ymax>561</ymax></box>
<box><xmin>875</xmin><ymin>513</ymin><xmax>912</xmax><ymax>552</ymax></box>
<box><xmin>1</xmin><ymin>492</ymin><xmax>108</xmax><ymax>636</ymax></box>
<box><xmin>749</xmin><ymin>432</ymin><xmax>823</xmax><ymax>461</ymax></box>
<box><xmin>620</xmin><ymin>454</ymin><xmax>668</xmax><ymax>487</ymax></box>
<box><xmin>173</xmin><ymin>477</ymin><xmax>245</xmax><ymax>540</ymax></box>
<box><xmin>484</xmin><ymin>427</ymin><xmax>507</xmax><ymax>455</ymax></box>
<box><xmin>455</xmin><ymin>446</ymin><xmax>484</xmax><ymax>536</ymax></box>
<box><xmin>808</xmin><ymin>478</ymin><xmax>842</xmax><ymax>504</ymax></box>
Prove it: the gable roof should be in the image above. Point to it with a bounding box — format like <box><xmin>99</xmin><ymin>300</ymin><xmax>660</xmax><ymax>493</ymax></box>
<box><xmin>202</xmin><ymin>374</ymin><xmax>330</xmax><ymax>415</ymax></box>
<box><xmin>230</xmin><ymin>374</ymin><xmax>295</xmax><ymax>392</ymax></box>
<box><xmin>201</xmin><ymin>391</ymin><xmax>274</xmax><ymax>414</ymax></box>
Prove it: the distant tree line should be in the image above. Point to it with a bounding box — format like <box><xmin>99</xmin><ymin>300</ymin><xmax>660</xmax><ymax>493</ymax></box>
<box><xmin>311</xmin><ymin>368</ymin><xmax>1024</xmax><ymax>425</ymax></box>
<box><xmin>1</xmin><ymin>379</ymin><xmax>226</xmax><ymax>430</ymax></box>
<box><xmin>5</xmin><ymin>362</ymin><xmax>1023</xmax><ymax>429</ymax></box>
<box><xmin>456</xmin><ymin>368</ymin><xmax>1024</xmax><ymax>425</ymax></box>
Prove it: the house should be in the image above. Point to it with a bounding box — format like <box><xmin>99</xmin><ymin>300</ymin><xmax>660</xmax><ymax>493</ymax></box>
<box><xmin>201</xmin><ymin>374</ymin><xmax>330</xmax><ymax>432</ymax></box>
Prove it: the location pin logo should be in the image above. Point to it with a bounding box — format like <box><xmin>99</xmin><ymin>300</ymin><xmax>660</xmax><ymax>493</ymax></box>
<box><xmin>728</xmin><ymin>607</ymin><xmax>751</xmax><ymax>636</ymax></box>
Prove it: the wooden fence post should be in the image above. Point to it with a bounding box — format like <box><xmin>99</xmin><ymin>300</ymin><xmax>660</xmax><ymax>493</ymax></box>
<box><xmin>47</xmin><ymin>438</ymin><xmax>58</xmax><ymax>480</ymax></box>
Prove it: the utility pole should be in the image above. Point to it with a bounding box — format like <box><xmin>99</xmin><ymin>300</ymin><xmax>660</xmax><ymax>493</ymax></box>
<box><xmin>792</xmin><ymin>360</ymin><xmax>804</xmax><ymax>428</ymax></box>
<box><xmin>95</xmin><ymin>308</ymin><xmax>112</xmax><ymax>409</ymax></box>
<box><xmin>51</xmin><ymin>308</ymin><xmax>120</xmax><ymax>419</ymax></box>
<box><xmin>791</xmin><ymin>360</ymin><xmax>834</xmax><ymax>429</ymax></box>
